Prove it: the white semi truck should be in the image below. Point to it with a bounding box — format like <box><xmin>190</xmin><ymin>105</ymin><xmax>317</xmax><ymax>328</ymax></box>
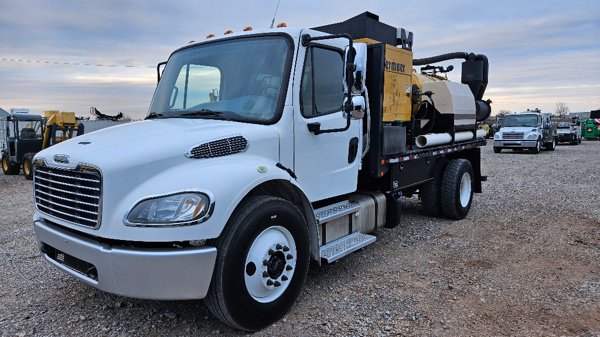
<box><xmin>32</xmin><ymin>12</ymin><xmax>491</xmax><ymax>331</ymax></box>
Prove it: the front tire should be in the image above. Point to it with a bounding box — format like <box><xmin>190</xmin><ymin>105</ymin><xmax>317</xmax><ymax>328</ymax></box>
<box><xmin>441</xmin><ymin>159</ymin><xmax>474</xmax><ymax>220</ymax></box>
<box><xmin>2</xmin><ymin>152</ymin><xmax>20</xmax><ymax>175</ymax></box>
<box><xmin>22</xmin><ymin>153</ymin><xmax>35</xmax><ymax>180</ymax></box>
<box><xmin>530</xmin><ymin>139</ymin><xmax>541</xmax><ymax>154</ymax></box>
<box><xmin>206</xmin><ymin>195</ymin><xmax>310</xmax><ymax>331</ymax></box>
<box><xmin>493</xmin><ymin>147</ymin><xmax>501</xmax><ymax>153</ymax></box>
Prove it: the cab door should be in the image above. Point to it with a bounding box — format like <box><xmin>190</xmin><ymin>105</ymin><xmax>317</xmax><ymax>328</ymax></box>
<box><xmin>293</xmin><ymin>35</ymin><xmax>361</xmax><ymax>202</ymax></box>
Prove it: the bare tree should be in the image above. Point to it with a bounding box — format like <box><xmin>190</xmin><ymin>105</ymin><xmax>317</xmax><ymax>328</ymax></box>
<box><xmin>498</xmin><ymin>109</ymin><xmax>512</xmax><ymax>117</ymax></box>
<box><xmin>555</xmin><ymin>102</ymin><xmax>570</xmax><ymax>118</ymax></box>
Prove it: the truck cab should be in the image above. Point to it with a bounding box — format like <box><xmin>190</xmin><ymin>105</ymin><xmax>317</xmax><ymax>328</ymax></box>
<box><xmin>493</xmin><ymin>109</ymin><xmax>556</xmax><ymax>153</ymax></box>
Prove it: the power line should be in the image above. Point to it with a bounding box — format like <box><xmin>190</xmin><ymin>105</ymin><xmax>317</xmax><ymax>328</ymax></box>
<box><xmin>0</xmin><ymin>58</ymin><xmax>154</xmax><ymax>68</ymax></box>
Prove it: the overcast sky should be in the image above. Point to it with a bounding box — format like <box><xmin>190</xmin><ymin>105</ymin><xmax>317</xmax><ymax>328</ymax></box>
<box><xmin>1</xmin><ymin>0</ymin><xmax>598</xmax><ymax>120</ymax></box>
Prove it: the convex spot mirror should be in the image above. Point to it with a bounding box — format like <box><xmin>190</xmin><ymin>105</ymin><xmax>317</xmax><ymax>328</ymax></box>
<box><xmin>351</xmin><ymin>96</ymin><xmax>365</xmax><ymax>120</ymax></box>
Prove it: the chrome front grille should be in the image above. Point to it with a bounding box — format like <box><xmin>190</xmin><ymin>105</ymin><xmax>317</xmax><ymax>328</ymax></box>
<box><xmin>502</xmin><ymin>132</ymin><xmax>524</xmax><ymax>140</ymax></box>
<box><xmin>34</xmin><ymin>165</ymin><xmax>101</xmax><ymax>228</ymax></box>
<box><xmin>185</xmin><ymin>135</ymin><xmax>248</xmax><ymax>159</ymax></box>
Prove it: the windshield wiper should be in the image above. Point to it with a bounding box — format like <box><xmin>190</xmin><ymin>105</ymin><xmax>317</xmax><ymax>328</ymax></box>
<box><xmin>145</xmin><ymin>112</ymin><xmax>163</xmax><ymax>120</ymax></box>
<box><xmin>180</xmin><ymin>109</ymin><xmax>223</xmax><ymax>117</ymax></box>
<box><xmin>179</xmin><ymin>109</ymin><xmax>233</xmax><ymax>121</ymax></box>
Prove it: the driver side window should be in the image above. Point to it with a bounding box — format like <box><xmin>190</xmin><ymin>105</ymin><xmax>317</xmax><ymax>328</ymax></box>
<box><xmin>301</xmin><ymin>47</ymin><xmax>344</xmax><ymax>117</ymax></box>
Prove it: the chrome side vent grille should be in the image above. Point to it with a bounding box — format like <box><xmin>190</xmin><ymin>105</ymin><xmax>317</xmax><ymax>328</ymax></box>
<box><xmin>185</xmin><ymin>135</ymin><xmax>248</xmax><ymax>159</ymax></box>
<box><xmin>34</xmin><ymin>165</ymin><xmax>101</xmax><ymax>229</ymax></box>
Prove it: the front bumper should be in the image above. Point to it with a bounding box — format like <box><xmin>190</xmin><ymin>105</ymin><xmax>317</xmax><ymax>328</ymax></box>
<box><xmin>493</xmin><ymin>140</ymin><xmax>537</xmax><ymax>148</ymax></box>
<box><xmin>34</xmin><ymin>218</ymin><xmax>217</xmax><ymax>300</ymax></box>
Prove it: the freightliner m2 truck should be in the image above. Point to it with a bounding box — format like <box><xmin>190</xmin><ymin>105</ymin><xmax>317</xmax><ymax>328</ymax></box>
<box><xmin>493</xmin><ymin>108</ymin><xmax>556</xmax><ymax>153</ymax></box>
<box><xmin>32</xmin><ymin>12</ymin><xmax>491</xmax><ymax>331</ymax></box>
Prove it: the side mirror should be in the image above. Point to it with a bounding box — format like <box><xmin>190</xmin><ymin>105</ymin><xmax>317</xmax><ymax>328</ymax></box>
<box><xmin>345</xmin><ymin>43</ymin><xmax>367</xmax><ymax>94</ymax></box>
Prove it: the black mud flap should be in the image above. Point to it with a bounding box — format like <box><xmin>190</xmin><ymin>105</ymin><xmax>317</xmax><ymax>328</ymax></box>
<box><xmin>384</xmin><ymin>192</ymin><xmax>402</xmax><ymax>228</ymax></box>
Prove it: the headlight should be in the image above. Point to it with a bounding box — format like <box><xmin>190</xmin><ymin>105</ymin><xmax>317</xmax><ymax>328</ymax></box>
<box><xmin>125</xmin><ymin>191</ymin><xmax>214</xmax><ymax>227</ymax></box>
<box><xmin>494</xmin><ymin>133</ymin><xmax>500</xmax><ymax>139</ymax></box>
<box><xmin>526</xmin><ymin>133</ymin><xmax>538</xmax><ymax>139</ymax></box>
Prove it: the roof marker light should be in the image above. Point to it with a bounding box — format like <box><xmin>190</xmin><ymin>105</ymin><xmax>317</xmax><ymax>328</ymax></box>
<box><xmin>243</xmin><ymin>27</ymin><xmax>253</xmax><ymax>31</ymax></box>
<box><xmin>188</xmin><ymin>40</ymin><xmax>196</xmax><ymax>44</ymax></box>
<box><xmin>277</xmin><ymin>23</ymin><xmax>287</xmax><ymax>28</ymax></box>
<box><xmin>206</xmin><ymin>34</ymin><xmax>215</xmax><ymax>39</ymax></box>
<box><xmin>224</xmin><ymin>30</ymin><xmax>233</xmax><ymax>35</ymax></box>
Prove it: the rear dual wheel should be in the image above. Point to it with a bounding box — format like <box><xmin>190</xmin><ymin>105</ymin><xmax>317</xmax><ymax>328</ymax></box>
<box><xmin>441</xmin><ymin>159</ymin><xmax>474</xmax><ymax>220</ymax></box>
<box><xmin>206</xmin><ymin>195</ymin><xmax>310</xmax><ymax>331</ymax></box>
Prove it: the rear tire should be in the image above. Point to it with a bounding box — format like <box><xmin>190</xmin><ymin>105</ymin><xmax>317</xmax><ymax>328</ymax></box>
<box><xmin>441</xmin><ymin>159</ymin><xmax>474</xmax><ymax>220</ymax></box>
<box><xmin>420</xmin><ymin>160</ymin><xmax>447</xmax><ymax>217</ymax></box>
<box><xmin>205</xmin><ymin>195</ymin><xmax>310</xmax><ymax>331</ymax></box>
<box><xmin>22</xmin><ymin>153</ymin><xmax>35</xmax><ymax>180</ymax></box>
<box><xmin>2</xmin><ymin>152</ymin><xmax>20</xmax><ymax>175</ymax></box>
<box><xmin>544</xmin><ymin>138</ymin><xmax>556</xmax><ymax>151</ymax></box>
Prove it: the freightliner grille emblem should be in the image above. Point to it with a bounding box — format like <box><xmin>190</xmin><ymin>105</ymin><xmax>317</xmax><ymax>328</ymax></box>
<box><xmin>53</xmin><ymin>154</ymin><xmax>70</xmax><ymax>164</ymax></box>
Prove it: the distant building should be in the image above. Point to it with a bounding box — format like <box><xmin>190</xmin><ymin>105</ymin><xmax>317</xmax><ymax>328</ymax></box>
<box><xmin>0</xmin><ymin>107</ymin><xmax>9</xmax><ymax>118</ymax></box>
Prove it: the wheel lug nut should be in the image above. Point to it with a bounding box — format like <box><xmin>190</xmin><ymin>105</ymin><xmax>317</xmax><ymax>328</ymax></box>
<box><xmin>268</xmin><ymin>249</ymin><xmax>275</xmax><ymax>255</ymax></box>
<box><xmin>286</xmin><ymin>254</ymin><xmax>293</xmax><ymax>260</ymax></box>
<box><xmin>283</xmin><ymin>246</ymin><xmax>290</xmax><ymax>252</ymax></box>
<box><xmin>286</xmin><ymin>265</ymin><xmax>293</xmax><ymax>271</ymax></box>
<box><xmin>262</xmin><ymin>272</ymin><xmax>269</xmax><ymax>278</ymax></box>
<box><xmin>281</xmin><ymin>275</ymin><xmax>288</xmax><ymax>281</ymax></box>
<box><xmin>276</xmin><ymin>244</ymin><xmax>282</xmax><ymax>250</ymax></box>
<box><xmin>267</xmin><ymin>280</ymin><xmax>273</xmax><ymax>286</ymax></box>
<box><xmin>263</xmin><ymin>259</ymin><xmax>268</xmax><ymax>266</ymax></box>
<box><xmin>274</xmin><ymin>281</ymin><xmax>281</xmax><ymax>287</ymax></box>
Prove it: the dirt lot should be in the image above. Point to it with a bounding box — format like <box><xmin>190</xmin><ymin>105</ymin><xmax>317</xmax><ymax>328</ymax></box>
<box><xmin>1</xmin><ymin>141</ymin><xmax>599</xmax><ymax>336</ymax></box>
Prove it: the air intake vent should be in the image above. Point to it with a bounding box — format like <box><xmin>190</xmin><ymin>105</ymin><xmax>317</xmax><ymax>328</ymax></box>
<box><xmin>185</xmin><ymin>135</ymin><xmax>248</xmax><ymax>159</ymax></box>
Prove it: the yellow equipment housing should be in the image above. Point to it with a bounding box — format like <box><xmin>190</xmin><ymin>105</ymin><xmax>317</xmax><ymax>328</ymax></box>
<box><xmin>355</xmin><ymin>38</ymin><xmax>414</xmax><ymax>123</ymax></box>
<box><xmin>42</xmin><ymin>110</ymin><xmax>80</xmax><ymax>149</ymax></box>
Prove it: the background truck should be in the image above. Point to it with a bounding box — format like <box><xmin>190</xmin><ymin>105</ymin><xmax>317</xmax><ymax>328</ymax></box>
<box><xmin>581</xmin><ymin>109</ymin><xmax>600</xmax><ymax>140</ymax></box>
<box><xmin>31</xmin><ymin>12</ymin><xmax>491</xmax><ymax>331</ymax></box>
<box><xmin>493</xmin><ymin>108</ymin><xmax>556</xmax><ymax>153</ymax></box>
<box><xmin>1</xmin><ymin>110</ymin><xmax>83</xmax><ymax>179</ymax></box>
<box><xmin>556</xmin><ymin>120</ymin><xmax>582</xmax><ymax>145</ymax></box>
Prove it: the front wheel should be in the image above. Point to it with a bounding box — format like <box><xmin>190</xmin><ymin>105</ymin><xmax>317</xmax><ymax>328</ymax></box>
<box><xmin>205</xmin><ymin>196</ymin><xmax>310</xmax><ymax>331</ymax></box>
<box><xmin>493</xmin><ymin>147</ymin><xmax>501</xmax><ymax>153</ymax></box>
<box><xmin>530</xmin><ymin>139</ymin><xmax>541</xmax><ymax>154</ymax></box>
<box><xmin>441</xmin><ymin>159</ymin><xmax>474</xmax><ymax>220</ymax></box>
<box><xmin>2</xmin><ymin>152</ymin><xmax>20</xmax><ymax>175</ymax></box>
<box><xmin>22</xmin><ymin>153</ymin><xmax>35</xmax><ymax>180</ymax></box>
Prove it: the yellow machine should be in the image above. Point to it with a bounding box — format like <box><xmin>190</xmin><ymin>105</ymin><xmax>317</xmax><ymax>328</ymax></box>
<box><xmin>42</xmin><ymin>110</ymin><xmax>81</xmax><ymax>149</ymax></box>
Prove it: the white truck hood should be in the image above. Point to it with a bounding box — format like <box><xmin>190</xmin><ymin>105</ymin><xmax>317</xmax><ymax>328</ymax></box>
<box><xmin>35</xmin><ymin>118</ymin><xmax>280</xmax><ymax>172</ymax></box>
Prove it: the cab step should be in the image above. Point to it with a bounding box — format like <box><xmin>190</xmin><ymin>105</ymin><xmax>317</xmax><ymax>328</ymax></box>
<box><xmin>314</xmin><ymin>200</ymin><xmax>360</xmax><ymax>224</ymax></box>
<box><xmin>319</xmin><ymin>232</ymin><xmax>376</xmax><ymax>263</ymax></box>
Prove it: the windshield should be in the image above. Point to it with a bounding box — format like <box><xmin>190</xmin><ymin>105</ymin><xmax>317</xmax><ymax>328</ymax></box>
<box><xmin>149</xmin><ymin>35</ymin><xmax>292</xmax><ymax>124</ymax></box>
<box><xmin>17</xmin><ymin>120</ymin><xmax>44</xmax><ymax>140</ymax></box>
<box><xmin>502</xmin><ymin>114</ymin><xmax>539</xmax><ymax>127</ymax></box>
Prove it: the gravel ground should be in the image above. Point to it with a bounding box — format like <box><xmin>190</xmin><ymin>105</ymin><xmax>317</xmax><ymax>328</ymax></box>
<box><xmin>1</xmin><ymin>141</ymin><xmax>599</xmax><ymax>336</ymax></box>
